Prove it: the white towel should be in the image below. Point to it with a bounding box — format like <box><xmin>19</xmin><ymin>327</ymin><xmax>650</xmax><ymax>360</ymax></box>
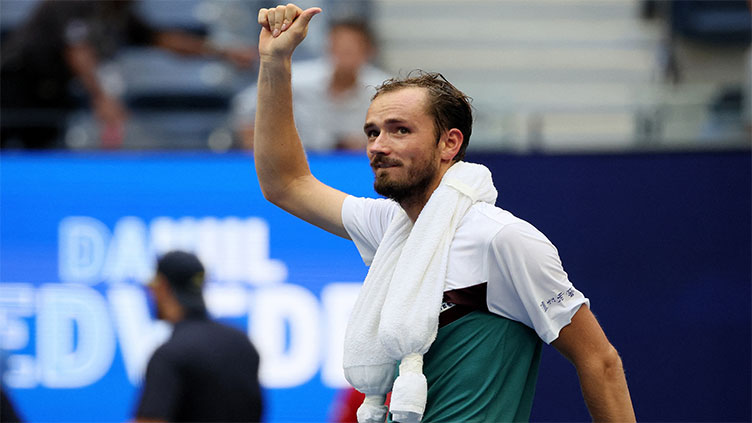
<box><xmin>343</xmin><ymin>161</ymin><xmax>498</xmax><ymax>422</ymax></box>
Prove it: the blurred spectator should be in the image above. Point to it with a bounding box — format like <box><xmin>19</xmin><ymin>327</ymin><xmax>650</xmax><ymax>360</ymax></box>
<box><xmin>231</xmin><ymin>18</ymin><xmax>389</xmax><ymax>151</ymax></box>
<box><xmin>1</xmin><ymin>387</ymin><xmax>23</xmax><ymax>423</ymax></box>
<box><xmin>669</xmin><ymin>0</ymin><xmax>751</xmax><ymax>45</ymax></box>
<box><xmin>746</xmin><ymin>1</ymin><xmax>752</xmax><ymax>135</ymax></box>
<box><xmin>701</xmin><ymin>85</ymin><xmax>748</xmax><ymax>141</ymax></box>
<box><xmin>134</xmin><ymin>251</ymin><xmax>263</xmax><ymax>422</ymax></box>
<box><xmin>0</xmin><ymin>0</ymin><xmax>256</xmax><ymax>150</ymax></box>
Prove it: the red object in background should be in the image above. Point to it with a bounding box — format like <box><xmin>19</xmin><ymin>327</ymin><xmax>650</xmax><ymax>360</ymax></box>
<box><xmin>332</xmin><ymin>388</ymin><xmax>391</xmax><ymax>423</ymax></box>
<box><xmin>100</xmin><ymin>123</ymin><xmax>125</xmax><ymax>149</ymax></box>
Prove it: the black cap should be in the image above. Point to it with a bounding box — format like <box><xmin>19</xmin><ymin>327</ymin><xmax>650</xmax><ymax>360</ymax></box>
<box><xmin>156</xmin><ymin>251</ymin><xmax>207</xmax><ymax>313</ymax></box>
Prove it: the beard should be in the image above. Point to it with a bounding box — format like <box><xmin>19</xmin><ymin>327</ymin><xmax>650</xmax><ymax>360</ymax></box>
<box><xmin>372</xmin><ymin>150</ymin><xmax>439</xmax><ymax>204</ymax></box>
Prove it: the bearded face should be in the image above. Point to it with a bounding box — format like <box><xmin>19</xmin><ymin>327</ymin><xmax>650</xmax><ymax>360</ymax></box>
<box><xmin>365</xmin><ymin>87</ymin><xmax>446</xmax><ymax>205</ymax></box>
<box><xmin>371</xmin><ymin>145</ymin><xmax>439</xmax><ymax>203</ymax></box>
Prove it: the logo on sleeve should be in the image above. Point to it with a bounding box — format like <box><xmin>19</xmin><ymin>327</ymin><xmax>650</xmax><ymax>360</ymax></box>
<box><xmin>539</xmin><ymin>288</ymin><xmax>575</xmax><ymax>312</ymax></box>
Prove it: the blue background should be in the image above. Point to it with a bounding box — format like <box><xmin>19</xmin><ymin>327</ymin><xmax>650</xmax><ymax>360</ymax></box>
<box><xmin>1</xmin><ymin>151</ymin><xmax>750</xmax><ymax>422</ymax></box>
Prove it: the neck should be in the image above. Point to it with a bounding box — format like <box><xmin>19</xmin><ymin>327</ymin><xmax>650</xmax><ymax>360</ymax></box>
<box><xmin>400</xmin><ymin>167</ymin><xmax>448</xmax><ymax>222</ymax></box>
<box><xmin>163</xmin><ymin>304</ymin><xmax>185</xmax><ymax>324</ymax></box>
<box><xmin>400</xmin><ymin>195</ymin><xmax>430</xmax><ymax>223</ymax></box>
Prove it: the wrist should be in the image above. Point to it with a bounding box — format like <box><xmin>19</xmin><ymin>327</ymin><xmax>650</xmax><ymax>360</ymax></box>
<box><xmin>259</xmin><ymin>54</ymin><xmax>292</xmax><ymax>69</ymax></box>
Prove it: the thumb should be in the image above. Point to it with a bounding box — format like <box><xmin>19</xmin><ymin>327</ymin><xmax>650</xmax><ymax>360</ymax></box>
<box><xmin>295</xmin><ymin>7</ymin><xmax>322</xmax><ymax>28</ymax></box>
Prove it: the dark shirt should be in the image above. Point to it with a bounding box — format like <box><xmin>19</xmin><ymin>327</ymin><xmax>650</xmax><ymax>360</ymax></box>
<box><xmin>1</xmin><ymin>388</ymin><xmax>23</xmax><ymax>423</ymax></box>
<box><xmin>1</xmin><ymin>0</ymin><xmax>155</xmax><ymax>108</ymax></box>
<box><xmin>136</xmin><ymin>314</ymin><xmax>263</xmax><ymax>422</ymax></box>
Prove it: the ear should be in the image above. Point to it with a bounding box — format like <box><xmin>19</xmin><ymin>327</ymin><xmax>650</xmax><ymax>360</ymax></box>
<box><xmin>440</xmin><ymin>128</ymin><xmax>463</xmax><ymax>162</ymax></box>
<box><xmin>151</xmin><ymin>274</ymin><xmax>173</xmax><ymax>298</ymax></box>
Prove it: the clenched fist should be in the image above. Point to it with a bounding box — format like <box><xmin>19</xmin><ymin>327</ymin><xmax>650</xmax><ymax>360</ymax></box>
<box><xmin>257</xmin><ymin>4</ymin><xmax>321</xmax><ymax>61</ymax></box>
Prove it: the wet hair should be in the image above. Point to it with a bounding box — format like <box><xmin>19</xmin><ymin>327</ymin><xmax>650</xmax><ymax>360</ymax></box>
<box><xmin>373</xmin><ymin>71</ymin><xmax>473</xmax><ymax>162</ymax></box>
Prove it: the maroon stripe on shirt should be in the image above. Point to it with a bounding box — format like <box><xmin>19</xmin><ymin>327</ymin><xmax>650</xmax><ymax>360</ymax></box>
<box><xmin>439</xmin><ymin>282</ymin><xmax>489</xmax><ymax>327</ymax></box>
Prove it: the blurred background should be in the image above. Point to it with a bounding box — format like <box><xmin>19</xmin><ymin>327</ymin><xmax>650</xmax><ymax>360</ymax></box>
<box><xmin>1</xmin><ymin>0</ymin><xmax>750</xmax><ymax>422</ymax></box>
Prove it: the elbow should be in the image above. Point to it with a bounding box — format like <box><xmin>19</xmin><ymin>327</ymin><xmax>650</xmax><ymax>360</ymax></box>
<box><xmin>574</xmin><ymin>344</ymin><xmax>625</xmax><ymax>379</ymax></box>
<box><xmin>259</xmin><ymin>181</ymin><xmax>297</xmax><ymax>211</ymax></box>
<box><xmin>259</xmin><ymin>185</ymin><xmax>284</xmax><ymax>206</ymax></box>
<box><xmin>257</xmin><ymin>173</ymin><xmax>310</xmax><ymax>210</ymax></box>
<box><xmin>255</xmin><ymin>169</ymin><xmax>286</xmax><ymax>205</ymax></box>
<box><xmin>578</xmin><ymin>345</ymin><xmax>635</xmax><ymax>421</ymax></box>
<box><xmin>594</xmin><ymin>345</ymin><xmax>625</xmax><ymax>380</ymax></box>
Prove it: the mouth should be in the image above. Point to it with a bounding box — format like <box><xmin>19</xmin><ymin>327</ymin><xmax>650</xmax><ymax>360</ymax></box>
<box><xmin>370</xmin><ymin>159</ymin><xmax>401</xmax><ymax>170</ymax></box>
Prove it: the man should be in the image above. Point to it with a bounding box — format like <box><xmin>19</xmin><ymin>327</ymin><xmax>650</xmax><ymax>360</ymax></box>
<box><xmin>232</xmin><ymin>17</ymin><xmax>388</xmax><ymax>150</ymax></box>
<box><xmin>253</xmin><ymin>4</ymin><xmax>635</xmax><ymax>422</ymax></box>
<box><xmin>0</xmin><ymin>0</ymin><xmax>255</xmax><ymax>149</ymax></box>
<box><xmin>135</xmin><ymin>251</ymin><xmax>263</xmax><ymax>422</ymax></box>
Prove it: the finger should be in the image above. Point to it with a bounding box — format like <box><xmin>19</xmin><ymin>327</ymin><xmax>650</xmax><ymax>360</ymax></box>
<box><xmin>267</xmin><ymin>8</ymin><xmax>278</xmax><ymax>36</ymax></box>
<box><xmin>271</xmin><ymin>5</ymin><xmax>289</xmax><ymax>37</ymax></box>
<box><xmin>257</xmin><ymin>8</ymin><xmax>270</xmax><ymax>30</ymax></box>
<box><xmin>290</xmin><ymin>7</ymin><xmax>321</xmax><ymax>31</ymax></box>
<box><xmin>281</xmin><ymin>3</ymin><xmax>300</xmax><ymax>32</ymax></box>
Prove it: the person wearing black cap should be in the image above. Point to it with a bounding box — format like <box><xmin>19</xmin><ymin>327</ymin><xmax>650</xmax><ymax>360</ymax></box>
<box><xmin>135</xmin><ymin>251</ymin><xmax>263</xmax><ymax>422</ymax></box>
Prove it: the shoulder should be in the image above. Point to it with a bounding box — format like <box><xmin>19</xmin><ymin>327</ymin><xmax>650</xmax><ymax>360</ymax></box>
<box><xmin>457</xmin><ymin>203</ymin><xmax>556</xmax><ymax>264</ymax></box>
<box><xmin>343</xmin><ymin>195</ymin><xmax>399</xmax><ymax>221</ymax></box>
<box><xmin>342</xmin><ymin>196</ymin><xmax>401</xmax><ymax>265</ymax></box>
<box><xmin>193</xmin><ymin>320</ymin><xmax>255</xmax><ymax>347</ymax></box>
<box><xmin>342</xmin><ymin>195</ymin><xmax>400</xmax><ymax>234</ymax></box>
<box><xmin>472</xmin><ymin>203</ymin><xmax>551</xmax><ymax>243</ymax></box>
<box><xmin>213</xmin><ymin>320</ymin><xmax>253</xmax><ymax>342</ymax></box>
<box><xmin>146</xmin><ymin>337</ymin><xmax>180</xmax><ymax>369</ymax></box>
<box><xmin>458</xmin><ymin>202</ymin><xmax>527</xmax><ymax>242</ymax></box>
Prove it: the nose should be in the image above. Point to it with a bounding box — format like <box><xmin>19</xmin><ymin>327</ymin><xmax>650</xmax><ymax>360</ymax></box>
<box><xmin>367</xmin><ymin>132</ymin><xmax>391</xmax><ymax>157</ymax></box>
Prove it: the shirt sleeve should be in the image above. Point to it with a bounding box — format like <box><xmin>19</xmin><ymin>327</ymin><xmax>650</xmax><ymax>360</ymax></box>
<box><xmin>341</xmin><ymin>195</ymin><xmax>399</xmax><ymax>266</ymax></box>
<box><xmin>487</xmin><ymin>221</ymin><xmax>589</xmax><ymax>344</ymax></box>
<box><xmin>135</xmin><ymin>346</ymin><xmax>181</xmax><ymax>421</ymax></box>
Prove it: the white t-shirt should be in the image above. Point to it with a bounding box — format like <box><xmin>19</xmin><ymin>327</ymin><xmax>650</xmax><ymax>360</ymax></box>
<box><xmin>341</xmin><ymin>195</ymin><xmax>590</xmax><ymax>344</ymax></box>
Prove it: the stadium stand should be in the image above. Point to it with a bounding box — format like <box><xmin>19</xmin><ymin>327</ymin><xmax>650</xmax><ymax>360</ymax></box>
<box><xmin>1</xmin><ymin>0</ymin><xmax>749</xmax><ymax>151</ymax></box>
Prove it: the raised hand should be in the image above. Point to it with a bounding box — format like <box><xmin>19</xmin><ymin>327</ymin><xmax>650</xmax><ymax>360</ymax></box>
<box><xmin>257</xmin><ymin>4</ymin><xmax>321</xmax><ymax>61</ymax></box>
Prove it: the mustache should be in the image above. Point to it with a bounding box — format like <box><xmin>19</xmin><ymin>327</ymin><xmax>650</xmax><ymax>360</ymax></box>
<box><xmin>370</xmin><ymin>156</ymin><xmax>402</xmax><ymax>168</ymax></box>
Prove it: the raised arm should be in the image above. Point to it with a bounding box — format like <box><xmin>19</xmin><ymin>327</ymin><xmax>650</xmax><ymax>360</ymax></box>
<box><xmin>152</xmin><ymin>31</ymin><xmax>256</xmax><ymax>69</ymax></box>
<box><xmin>64</xmin><ymin>43</ymin><xmax>127</xmax><ymax>147</ymax></box>
<box><xmin>254</xmin><ymin>4</ymin><xmax>350</xmax><ymax>238</ymax></box>
<box><xmin>552</xmin><ymin>305</ymin><xmax>636</xmax><ymax>421</ymax></box>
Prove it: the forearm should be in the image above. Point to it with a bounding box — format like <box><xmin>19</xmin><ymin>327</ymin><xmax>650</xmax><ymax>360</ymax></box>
<box><xmin>253</xmin><ymin>57</ymin><xmax>312</xmax><ymax>202</ymax></box>
<box><xmin>64</xmin><ymin>44</ymin><xmax>106</xmax><ymax>101</ymax></box>
<box><xmin>577</xmin><ymin>350</ymin><xmax>635</xmax><ymax>422</ymax></box>
<box><xmin>154</xmin><ymin>32</ymin><xmax>255</xmax><ymax>69</ymax></box>
<box><xmin>552</xmin><ymin>306</ymin><xmax>635</xmax><ymax>421</ymax></box>
<box><xmin>153</xmin><ymin>31</ymin><xmax>213</xmax><ymax>56</ymax></box>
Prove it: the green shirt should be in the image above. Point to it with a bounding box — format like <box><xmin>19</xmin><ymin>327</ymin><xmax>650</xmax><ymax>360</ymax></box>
<box><xmin>393</xmin><ymin>311</ymin><xmax>542</xmax><ymax>422</ymax></box>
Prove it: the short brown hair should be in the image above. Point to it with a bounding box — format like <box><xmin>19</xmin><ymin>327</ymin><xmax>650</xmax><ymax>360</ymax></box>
<box><xmin>373</xmin><ymin>71</ymin><xmax>473</xmax><ymax>162</ymax></box>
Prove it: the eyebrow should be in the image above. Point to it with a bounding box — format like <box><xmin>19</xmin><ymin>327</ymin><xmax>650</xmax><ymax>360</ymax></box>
<box><xmin>363</xmin><ymin>118</ymin><xmax>409</xmax><ymax>132</ymax></box>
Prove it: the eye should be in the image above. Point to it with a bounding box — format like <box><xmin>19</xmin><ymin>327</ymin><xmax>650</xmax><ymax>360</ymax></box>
<box><xmin>397</xmin><ymin>127</ymin><xmax>410</xmax><ymax>134</ymax></box>
<box><xmin>366</xmin><ymin>129</ymin><xmax>379</xmax><ymax>138</ymax></box>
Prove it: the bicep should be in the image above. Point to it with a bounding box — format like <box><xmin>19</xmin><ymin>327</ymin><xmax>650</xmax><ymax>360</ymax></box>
<box><xmin>276</xmin><ymin>175</ymin><xmax>351</xmax><ymax>239</ymax></box>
